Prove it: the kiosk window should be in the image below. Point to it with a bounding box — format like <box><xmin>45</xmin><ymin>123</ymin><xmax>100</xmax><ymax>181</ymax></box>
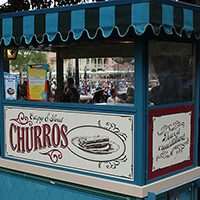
<box><xmin>149</xmin><ymin>41</ymin><xmax>195</xmax><ymax>106</ymax></box>
<box><xmin>4</xmin><ymin>42</ymin><xmax>135</xmax><ymax>105</ymax></box>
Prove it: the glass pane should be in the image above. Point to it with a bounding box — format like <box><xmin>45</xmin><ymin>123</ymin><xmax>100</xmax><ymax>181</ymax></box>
<box><xmin>149</xmin><ymin>41</ymin><xmax>195</xmax><ymax>106</ymax></box>
<box><xmin>4</xmin><ymin>50</ymin><xmax>51</xmax><ymax>101</ymax></box>
<box><xmin>78</xmin><ymin>57</ymin><xmax>134</xmax><ymax>105</ymax></box>
<box><xmin>4</xmin><ymin>42</ymin><xmax>135</xmax><ymax>106</ymax></box>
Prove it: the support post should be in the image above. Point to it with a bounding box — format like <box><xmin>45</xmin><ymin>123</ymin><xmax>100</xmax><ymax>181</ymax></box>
<box><xmin>0</xmin><ymin>48</ymin><xmax>4</xmax><ymax>156</ymax></box>
<box><xmin>134</xmin><ymin>36</ymin><xmax>147</xmax><ymax>186</ymax></box>
<box><xmin>75</xmin><ymin>58</ymin><xmax>79</xmax><ymax>89</ymax></box>
<box><xmin>56</xmin><ymin>48</ymin><xmax>64</xmax><ymax>102</ymax></box>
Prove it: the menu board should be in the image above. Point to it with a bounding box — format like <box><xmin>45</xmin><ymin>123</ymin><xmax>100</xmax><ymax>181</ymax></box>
<box><xmin>27</xmin><ymin>64</ymin><xmax>47</xmax><ymax>101</ymax></box>
<box><xmin>4</xmin><ymin>72</ymin><xmax>18</xmax><ymax>100</ymax></box>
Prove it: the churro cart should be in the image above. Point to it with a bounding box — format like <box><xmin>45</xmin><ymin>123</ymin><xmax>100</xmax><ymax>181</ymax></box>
<box><xmin>0</xmin><ymin>0</ymin><xmax>199</xmax><ymax>199</ymax></box>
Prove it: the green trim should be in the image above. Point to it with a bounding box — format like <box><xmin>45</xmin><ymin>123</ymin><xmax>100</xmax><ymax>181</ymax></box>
<box><xmin>58</xmin><ymin>11</ymin><xmax>71</xmax><ymax>40</ymax></box>
<box><xmin>149</xmin><ymin>2</ymin><xmax>162</xmax><ymax>35</ymax></box>
<box><xmin>13</xmin><ymin>17</ymin><xmax>23</xmax><ymax>44</ymax></box>
<box><xmin>85</xmin><ymin>8</ymin><xmax>99</xmax><ymax>38</ymax></box>
<box><xmin>0</xmin><ymin>167</ymin><xmax>135</xmax><ymax>200</ymax></box>
<box><xmin>174</xmin><ymin>6</ymin><xmax>183</xmax><ymax>35</ymax></box>
<box><xmin>35</xmin><ymin>14</ymin><xmax>45</xmax><ymax>42</ymax></box>
<box><xmin>115</xmin><ymin>4</ymin><xmax>131</xmax><ymax>36</ymax></box>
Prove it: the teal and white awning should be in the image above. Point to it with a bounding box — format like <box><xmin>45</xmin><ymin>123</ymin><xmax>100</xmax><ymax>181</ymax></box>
<box><xmin>0</xmin><ymin>0</ymin><xmax>200</xmax><ymax>46</ymax></box>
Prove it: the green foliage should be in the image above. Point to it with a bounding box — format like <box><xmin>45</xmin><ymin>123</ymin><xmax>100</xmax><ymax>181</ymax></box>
<box><xmin>179</xmin><ymin>0</ymin><xmax>197</xmax><ymax>4</ymax></box>
<box><xmin>0</xmin><ymin>0</ymin><xmax>198</xmax><ymax>14</ymax></box>
<box><xmin>10</xmin><ymin>50</ymin><xmax>47</xmax><ymax>72</ymax></box>
<box><xmin>0</xmin><ymin>0</ymin><xmax>106</xmax><ymax>14</ymax></box>
<box><xmin>112</xmin><ymin>58</ymin><xmax>134</xmax><ymax>65</ymax></box>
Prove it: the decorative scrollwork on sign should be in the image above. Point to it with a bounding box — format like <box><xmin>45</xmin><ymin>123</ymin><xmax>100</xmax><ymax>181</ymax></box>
<box><xmin>121</xmin><ymin>164</ymin><xmax>133</xmax><ymax>179</ymax></box>
<box><xmin>157</xmin><ymin>120</ymin><xmax>185</xmax><ymax>136</ymax></box>
<box><xmin>156</xmin><ymin>138</ymin><xmax>189</xmax><ymax>162</ymax></box>
<box><xmin>40</xmin><ymin>149</ymin><xmax>62</xmax><ymax>163</ymax></box>
<box><xmin>98</xmin><ymin>155</ymin><xmax>127</xmax><ymax>169</ymax></box>
<box><xmin>98</xmin><ymin>120</ymin><xmax>127</xmax><ymax>141</ymax></box>
<box><xmin>10</xmin><ymin>112</ymin><xmax>33</xmax><ymax>126</ymax></box>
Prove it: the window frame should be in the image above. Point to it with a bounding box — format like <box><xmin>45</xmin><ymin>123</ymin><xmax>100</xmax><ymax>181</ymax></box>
<box><xmin>147</xmin><ymin>39</ymin><xmax>197</xmax><ymax>108</ymax></box>
<box><xmin>2</xmin><ymin>40</ymin><xmax>137</xmax><ymax>115</ymax></box>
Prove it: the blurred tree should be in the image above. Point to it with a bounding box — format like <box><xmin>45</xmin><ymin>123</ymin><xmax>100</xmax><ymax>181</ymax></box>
<box><xmin>10</xmin><ymin>50</ymin><xmax>47</xmax><ymax>72</ymax></box>
<box><xmin>178</xmin><ymin>0</ymin><xmax>200</xmax><ymax>5</ymax></box>
<box><xmin>179</xmin><ymin>0</ymin><xmax>196</xmax><ymax>3</ymax></box>
<box><xmin>1</xmin><ymin>0</ymin><xmax>200</xmax><ymax>14</ymax></box>
<box><xmin>0</xmin><ymin>0</ymin><xmax>106</xmax><ymax>13</ymax></box>
<box><xmin>112</xmin><ymin>58</ymin><xmax>134</xmax><ymax>66</ymax></box>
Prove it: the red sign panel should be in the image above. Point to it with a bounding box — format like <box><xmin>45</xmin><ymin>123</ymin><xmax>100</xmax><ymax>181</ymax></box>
<box><xmin>148</xmin><ymin>105</ymin><xmax>194</xmax><ymax>180</ymax></box>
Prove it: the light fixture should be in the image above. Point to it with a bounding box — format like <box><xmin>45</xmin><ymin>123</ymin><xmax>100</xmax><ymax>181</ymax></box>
<box><xmin>119</xmin><ymin>41</ymin><xmax>134</xmax><ymax>44</ymax></box>
<box><xmin>4</xmin><ymin>48</ymin><xmax>18</xmax><ymax>60</ymax></box>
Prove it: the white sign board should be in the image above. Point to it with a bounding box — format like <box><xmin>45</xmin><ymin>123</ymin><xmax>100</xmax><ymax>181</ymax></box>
<box><xmin>152</xmin><ymin>111</ymin><xmax>191</xmax><ymax>171</ymax></box>
<box><xmin>5</xmin><ymin>106</ymin><xmax>134</xmax><ymax>181</ymax></box>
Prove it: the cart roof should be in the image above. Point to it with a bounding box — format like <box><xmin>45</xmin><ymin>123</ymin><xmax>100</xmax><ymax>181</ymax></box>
<box><xmin>0</xmin><ymin>0</ymin><xmax>200</xmax><ymax>46</ymax></box>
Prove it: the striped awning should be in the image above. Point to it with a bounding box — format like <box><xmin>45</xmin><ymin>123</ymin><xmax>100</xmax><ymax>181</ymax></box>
<box><xmin>1</xmin><ymin>0</ymin><xmax>200</xmax><ymax>46</ymax></box>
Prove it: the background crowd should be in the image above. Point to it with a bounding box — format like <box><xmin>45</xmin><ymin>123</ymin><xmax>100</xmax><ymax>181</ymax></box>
<box><xmin>49</xmin><ymin>78</ymin><xmax>134</xmax><ymax>104</ymax></box>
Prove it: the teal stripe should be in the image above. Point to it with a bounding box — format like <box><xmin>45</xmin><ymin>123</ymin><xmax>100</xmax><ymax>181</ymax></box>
<box><xmin>46</xmin><ymin>12</ymin><xmax>58</xmax><ymax>41</ymax></box>
<box><xmin>71</xmin><ymin>9</ymin><xmax>85</xmax><ymax>39</ymax></box>
<box><xmin>183</xmin><ymin>9</ymin><xmax>193</xmax><ymax>37</ymax></box>
<box><xmin>99</xmin><ymin>6</ymin><xmax>115</xmax><ymax>37</ymax></box>
<box><xmin>131</xmin><ymin>3</ymin><xmax>149</xmax><ymax>35</ymax></box>
<box><xmin>2</xmin><ymin>18</ymin><xmax>13</xmax><ymax>46</ymax></box>
<box><xmin>23</xmin><ymin>15</ymin><xmax>34</xmax><ymax>44</ymax></box>
<box><xmin>162</xmin><ymin>4</ymin><xmax>174</xmax><ymax>34</ymax></box>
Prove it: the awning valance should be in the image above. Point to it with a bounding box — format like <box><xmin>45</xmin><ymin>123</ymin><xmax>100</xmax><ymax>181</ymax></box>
<box><xmin>0</xmin><ymin>0</ymin><xmax>200</xmax><ymax>46</ymax></box>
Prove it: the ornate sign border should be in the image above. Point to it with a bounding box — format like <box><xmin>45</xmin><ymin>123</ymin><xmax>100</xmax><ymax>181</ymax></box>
<box><xmin>4</xmin><ymin>106</ymin><xmax>134</xmax><ymax>181</ymax></box>
<box><xmin>148</xmin><ymin>104</ymin><xmax>194</xmax><ymax>180</ymax></box>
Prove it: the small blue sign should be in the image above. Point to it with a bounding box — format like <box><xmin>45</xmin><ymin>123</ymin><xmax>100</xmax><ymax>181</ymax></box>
<box><xmin>4</xmin><ymin>72</ymin><xmax>18</xmax><ymax>100</ymax></box>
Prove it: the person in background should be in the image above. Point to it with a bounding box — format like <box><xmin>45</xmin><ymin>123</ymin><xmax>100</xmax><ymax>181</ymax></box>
<box><xmin>51</xmin><ymin>79</ymin><xmax>57</xmax><ymax>97</ymax></box>
<box><xmin>107</xmin><ymin>89</ymin><xmax>122</xmax><ymax>104</ymax></box>
<box><xmin>63</xmin><ymin>77</ymin><xmax>80</xmax><ymax>103</ymax></box>
<box><xmin>47</xmin><ymin>80</ymin><xmax>52</xmax><ymax>101</ymax></box>
<box><xmin>91</xmin><ymin>86</ymin><xmax>106</xmax><ymax>103</ymax></box>
<box><xmin>118</xmin><ymin>80</ymin><xmax>123</xmax><ymax>90</ymax></box>
<box><xmin>119</xmin><ymin>84</ymin><xmax>127</xmax><ymax>91</ymax></box>
<box><xmin>103</xmin><ymin>87</ymin><xmax>110</xmax><ymax>101</ymax></box>
<box><xmin>90</xmin><ymin>85</ymin><xmax>95</xmax><ymax>95</ymax></box>
<box><xmin>19</xmin><ymin>81</ymin><xmax>27</xmax><ymax>100</ymax></box>
<box><xmin>150</xmin><ymin>57</ymin><xmax>182</xmax><ymax>105</ymax></box>
<box><xmin>17</xmin><ymin>85</ymin><xmax>25</xmax><ymax>100</ymax></box>
<box><xmin>126</xmin><ymin>86</ymin><xmax>134</xmax><ymax>104</ymax></box>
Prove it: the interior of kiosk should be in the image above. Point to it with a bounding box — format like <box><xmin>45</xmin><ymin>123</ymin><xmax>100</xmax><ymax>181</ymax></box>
<box><xmin>3</xmin><ymin>36</ymin><xmax>196</xmax><ymax>105</ymax></box>
<box><xmin>1</xmin><ymin>0</ymin><xmax>200</xmax><ymax>200</ymax></box>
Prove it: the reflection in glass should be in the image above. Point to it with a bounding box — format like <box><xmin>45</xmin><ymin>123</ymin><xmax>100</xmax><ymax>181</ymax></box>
<box><xmin>149</xmin><ymin>41</ymin><xmax>195</xmax><ymax>106</ymax></box>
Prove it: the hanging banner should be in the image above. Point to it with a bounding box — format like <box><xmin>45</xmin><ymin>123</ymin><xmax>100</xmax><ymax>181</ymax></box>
<box><xmin>4</xmin><ymin>72</ymin><xmax>18</xmax><ymax>100</ymax></box>
<box><xmin>5</xmin><ymin>106</ymin><xmax>134</xmax><ymax>181</ymax></box>
<box><xmin>27</xmin><ymin>64</ymin><xmax>47</xmax><ymax>101</ymax></box>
